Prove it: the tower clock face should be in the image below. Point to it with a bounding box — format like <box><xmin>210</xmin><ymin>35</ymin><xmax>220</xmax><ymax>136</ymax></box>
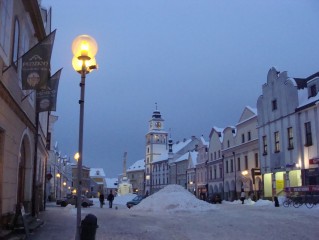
<box><xmin>155</xmin><ymin>122</ymin><xmax>161</xmax><ymax>128</ymax></box>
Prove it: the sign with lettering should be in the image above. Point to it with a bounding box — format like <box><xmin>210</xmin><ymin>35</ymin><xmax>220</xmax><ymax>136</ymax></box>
<box><xmin>309</xmin><ymin>157</ymin><xmax>319</xmax><ymax>165</ymax></box>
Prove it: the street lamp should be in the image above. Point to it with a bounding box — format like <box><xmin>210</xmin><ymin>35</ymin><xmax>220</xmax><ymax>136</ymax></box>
<box><xmin>72</xmin><ymin>34</ymin><xmax>98</xmax><ymax>240</ymax></box>
<box><xmin>56</xmin><ymin>173</ymin><xmax>61</xmax><ymax>199</ymax></box>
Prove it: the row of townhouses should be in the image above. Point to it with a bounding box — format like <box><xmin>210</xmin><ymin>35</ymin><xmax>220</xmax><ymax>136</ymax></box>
<box><xmin>127</xmin><ymin>67</ymin><xmax>319</xmax><ymax>201</ymax></box>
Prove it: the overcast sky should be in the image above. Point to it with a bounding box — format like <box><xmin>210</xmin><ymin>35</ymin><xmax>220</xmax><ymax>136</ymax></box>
<box><xmin>41</xmin><ymin>0</ymin><xmax>319</xmax><ymax>178</ymax></box>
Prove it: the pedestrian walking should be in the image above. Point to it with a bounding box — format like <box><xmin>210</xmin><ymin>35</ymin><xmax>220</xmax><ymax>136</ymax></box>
<box><xmin>107</xmin><ymin>190</ymin><xmax>114</xmax><ymax>208</ymax></box>
<box><xmin>99</xmin><ymin>193</ymin><xmax>105</xmax><ymax>208</ymax></box>
<box><xmin>240</xmin><ymin>189</ymin><xmax>245</xmax><ymax>204</ymax></box>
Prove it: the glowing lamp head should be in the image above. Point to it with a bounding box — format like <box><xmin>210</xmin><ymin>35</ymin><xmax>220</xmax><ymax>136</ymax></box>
<box><xmin>74</xmin><ymin>152</ymin><xmax>80</xmax><ymax>161</ymax></box>
<box><xmin>72</xmin><ymin>35</ymin><xmax>98</xmax><ymax>59</ymax></box>
<box><xmin>72</xmin><ymin>56</ymin><xmax>97</xmax><ymax>73</ymax></box>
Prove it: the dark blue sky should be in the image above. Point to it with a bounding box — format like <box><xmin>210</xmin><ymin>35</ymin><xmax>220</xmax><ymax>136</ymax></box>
<box><xmin>42</xmin><ymin>0</ymin><xmax>319</xmax><ymax>178</ymax></box>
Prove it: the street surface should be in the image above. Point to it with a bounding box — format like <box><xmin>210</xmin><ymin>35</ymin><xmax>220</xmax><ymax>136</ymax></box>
<box><xmin>30</xmin><ymin>201</ymin><xmax>319</xmax><ymax>240</ymax></box>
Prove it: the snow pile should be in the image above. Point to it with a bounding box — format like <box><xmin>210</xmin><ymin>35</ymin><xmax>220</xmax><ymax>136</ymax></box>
<box><xmin>132</xmin><ymin>184</ymin><xmax>217</xmax><ymax>212</ymax></box>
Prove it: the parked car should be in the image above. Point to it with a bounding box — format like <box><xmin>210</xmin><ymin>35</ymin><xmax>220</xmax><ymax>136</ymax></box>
<box><xmin>126</xmin><ymin>195</ymin><xmax>145</xmax><ymax>209</ymax></box>
<box><xmin>209</xmin><ymin>194</ymin><xmax>222</xmax><ymax>204</ymax></box>
<box><xmin>56</xmin><ymin>194</ymin><xmax>93</xmax><ymax>208</ymax></box>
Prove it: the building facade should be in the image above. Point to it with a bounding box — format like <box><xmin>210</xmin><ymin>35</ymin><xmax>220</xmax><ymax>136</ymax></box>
<box><xmin>257</xmin><ymin>67</ymin><xmax>319</xmax><ymax>199</ymax></box>
<box><xmin>126</xmin><ymin>159</ymin><xmax>145</xmax><ymax>194</ymax></box>
<box><xmin>0</xmin><ymin>0</ymin><xmax>53</xmax><ymax>225</ymax></box>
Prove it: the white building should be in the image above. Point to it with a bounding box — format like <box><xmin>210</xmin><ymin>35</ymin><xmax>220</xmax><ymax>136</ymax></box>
<box><xmin>257</xmin><ymin>67</ymin><xmax>319</xmax><ymax>199</ymax></box>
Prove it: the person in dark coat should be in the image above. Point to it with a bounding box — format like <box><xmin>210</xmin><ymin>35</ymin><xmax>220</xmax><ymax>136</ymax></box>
<box><xmin>107</xmin><ymin>190</ymin><xmax>114</xmax><ymax>208</ymax></box>
<box><xmin>240</xmin><ymin>189</ymin><xmax>245</xmax><ymax>204</ymax></box>
<box><xmin>99</xmin><ymin>193</ymin><xmax>105</xmax><ymax>208</ymax></box>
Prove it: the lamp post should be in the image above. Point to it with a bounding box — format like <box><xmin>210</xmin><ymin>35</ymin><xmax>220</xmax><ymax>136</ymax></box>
<box><xmin>72</xmin><ymin>35</ymin><xmax>98</xmax><ymax>240</ymax></box>
<box><xmin>56</xmin><ymin>172</ymin><xmax>61</xmax><ymax>199</ymax></box>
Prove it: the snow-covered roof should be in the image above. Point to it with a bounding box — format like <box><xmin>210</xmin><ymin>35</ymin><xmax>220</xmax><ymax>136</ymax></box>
<box><xmin>175</xmin><ymin>152</ymin><xmax>190</xmax><ymax>163</ymax></box>
<box><xmin>298</xmin><ymin>88</ymin><xmax>319</xmax><ymax>108</ymax></box>
<box><xmin>127</xmin><ymin>159</ymin><xmax>145</xmax><ymax>172</ymax></box>
<box><xmin>246</xmin><ymin>106</ymin><xmax>257</xmax><ymax>115</ymax></box>
<box><xmin>189</xmin><ymin>151</ymin><xmax>198</xmax><ymax>167</ymax></box>
<box><xmin>90</xmin><ymin>168</ymin><xmax>106</xmax><ymax>177</ymax></box>
<box><xmin>153</xmin><ymin>153</ymin><xmax>169</xmax><ymax>163</ymax></box>
<box><xmin>173</xmin><ymin>138</ymin><xmax>192</xmax><ymax>153</ymax></box>
<box><xmin>200</xmin><ymin>136</ymin><xmax>209</xmax><ymax>146</ymax></box>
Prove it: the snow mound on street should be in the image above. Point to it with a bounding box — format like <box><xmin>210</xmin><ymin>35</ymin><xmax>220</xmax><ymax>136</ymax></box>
<box><xmin>132</xmin><ymin>184</ymin><xmax>217</xmax><ymax>212</ymax></box>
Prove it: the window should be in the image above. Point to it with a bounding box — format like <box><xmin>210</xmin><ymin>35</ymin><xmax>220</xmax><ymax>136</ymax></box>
<box><xmin>274</xmin><ymin>132</ymin><xmax>280</xmax><ymax>152</ymax></box>
<box><xmin>214</xmin><ymin>152</ymin><xmax>216</xmax><ymax>160</ymax></box>
<box><xmin>309</xmin><ymin>85</ymin><xmax>317</xmax><ymax>98</ymax></box>
<box><xmin>218</xmin><ymin>150</ymin><xmax>221</xmax><ymax>158</ymax></box>
<box><xmin>287</xmin><ymin>127</ymin><xmax>294</xmax><ymax>150</ymax></box>
<box><xmin>245</xmin><ymin>156</ymin><xmax>248</xmax><ymax>170</ymax></box>
<box><xmin>305</xmin><ymin>122</ymin><xmax>313</xmax><ymax>146</ymax></box>
<box><xmin>255</xmin><ymin>153</ymin><xmax>259</xmax><ymax>168</ymax></box>
<box><xmin>227</xmin><ymin>140</ymin><xmax>230</xmax><ymax>148</ymax></box>
<box><xmin>226</xmin><ymin>161</ymin><xmax>229</xmax><ymax>173</ymax></box>
<box><xmin>12</xmin><ymin>18</ymin><xmax>19</xmax><ymax>67</ymax></box>
<box><xmin>272</xmin><ymin>99</ymin><xmax>277</xmax><ymax>110</ymax></box>
<box><xmin>241</xmin><ymin>134</ymin><xmax>245</xmax><ymax>143</ymax></box>
<box><xmin>210</xmin><ymin>153</ymin><xmax>213</xmax><ymax>161</ymax></box>
<box><xmin>248</xmin><ymin>131</ymin><xmax>251</xmax><ymax>141</ymax></box>
<box><xmin>237</xmin><ymin>157</ymin><xmax>241</xmax><ymax>171</ymax></box>
<box><xmin>214</xmin><ymin>167</ymin><xmax>216</xmax><ymax>179</ymax></box>
<box><xmin>230</xmin><ymin>159</ymin><xmax>234</xmax><ymax>172</ymax></box>
<box><xmin>219</xmin><ymin>167</ymin><xmax>222</xmax><ymax>178</ymax></box>
<box><xmin>262</xmin><ymin>136</ymin><xmax>267</xmax><ymax>155</ymax></box>
<box><xmin>0</xmin><ymin>0</ymin><xmax>13</xmax><ymax>63</ymax></box>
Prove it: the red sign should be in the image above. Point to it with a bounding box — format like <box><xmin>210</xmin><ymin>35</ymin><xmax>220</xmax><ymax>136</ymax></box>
<box><xmin>309</xmin><ymin>157</ymin><xmax>319</xmax><ymax>164</ymax></box>
<box><xmin>285</xmin><ymin>185</ymin><xmax>319</xmax><ymax>192</ymax></box>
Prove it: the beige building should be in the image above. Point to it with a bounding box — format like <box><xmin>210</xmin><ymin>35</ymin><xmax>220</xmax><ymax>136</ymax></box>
<box><xmin>0</xmin><ymin>0</ymin><xmax>53</xmax><ymax>226</ymax></box>
<box><xmin>207</xmin><ymin>106</ymin><xmax>260</xmax><ymax>201</ymax></box>
<box><xmin>126</xmin><ymin>159</ymin><xmax>145</xmax><ymax>194</ymax></box>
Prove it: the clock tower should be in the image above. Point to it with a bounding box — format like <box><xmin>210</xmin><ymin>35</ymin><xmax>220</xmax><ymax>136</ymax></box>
<box><xmin>145</xmin><ymin>106</ymin><xmax>168</xmax><ymax>194</ymax></box>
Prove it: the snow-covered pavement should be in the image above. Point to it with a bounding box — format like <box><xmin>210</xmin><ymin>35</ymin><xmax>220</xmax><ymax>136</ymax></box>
<box><xmin>31</xmin><ymin>185</ymin><xmax>319</xmax><ymax>240</ymax></box>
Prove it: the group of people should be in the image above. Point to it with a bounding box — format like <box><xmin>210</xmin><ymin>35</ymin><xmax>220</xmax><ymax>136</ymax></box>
<box><xmin>99</xmin><ymin>190</ymin><xmax>114</xmax><ymax>208</ymax></box>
